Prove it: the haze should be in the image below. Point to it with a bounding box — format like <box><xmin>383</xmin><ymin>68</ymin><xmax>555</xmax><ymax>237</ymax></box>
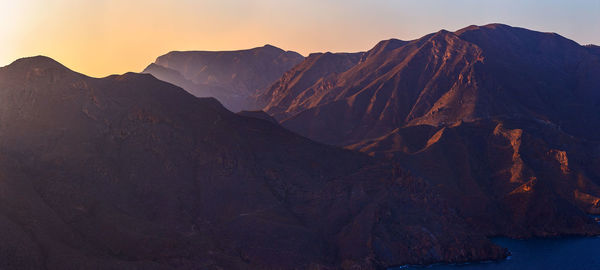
<box><xmin>1</xmin><ymin>0</ymin><xmax>598</xmax><ymax>77</ymax></box>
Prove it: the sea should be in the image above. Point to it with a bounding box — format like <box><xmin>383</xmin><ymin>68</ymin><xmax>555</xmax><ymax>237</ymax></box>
<box><xmin>393</xmin><ymin>216</ymin><xmax>600</xmax><ymax>270</ymax></box>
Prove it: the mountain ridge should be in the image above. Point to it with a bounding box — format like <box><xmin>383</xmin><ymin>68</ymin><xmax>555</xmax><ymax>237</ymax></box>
<box><xmin>143</xmin><ymin>45</ymin><xmax>304</xmax><ymax>112</ymax></box>
<box><xmin>266</xmin><ymin>23</ymin><xmax>600</xmax><ymax>145</ymax></box>
<box><xmin>257</xmin><ymin>23</ymin><xmax>600</xmax><ymax>241</ymax></box>
<box><xmin>4</xmin><ymin>23</ymin><xmax>600</xmax><ymax>269</ymax></box>
<box><xmin>0</xmin><ymin>55</ymin><xmax>510</xmax><ymax>269</ymax></box>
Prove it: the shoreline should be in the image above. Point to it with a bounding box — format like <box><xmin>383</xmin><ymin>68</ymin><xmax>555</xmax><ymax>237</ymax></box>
<box><xmin>389</xmin><ymin>234</ymin><xmax>600</xmax><ymax>269</ymax></box>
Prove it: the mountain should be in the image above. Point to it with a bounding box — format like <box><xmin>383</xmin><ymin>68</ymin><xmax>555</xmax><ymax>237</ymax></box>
<box><xmin>0</xmin><ymin>56</ymin><xmax>510</xmax><ymax>269</ymax></box>
<box><xmin>259</xmin><ymin>51</ymin><xmax>366</xmax><ymax>120</ymax></box>
<box><xmin>265</xmin><ymin>24</ymin><xmax>600</xmax><ymax>145</ymax></box>
<box><xmin>259</xmin><ymin>24</ymin><xmax>600</xmax><ymax>238</ymax></box>
<box><xmin>586</xmin><ymin>44</ymin><xmax>600</xmax><ymax>57</ymax></box>
<box><xmin>143</xmin><ymin>45</ymin><xmax>304</xmax><ymax>112</ymax></box>
<box><xmin>348</xmin><ymin>118</ymin><xmax>600</xmax><ymax>237</ymax></box>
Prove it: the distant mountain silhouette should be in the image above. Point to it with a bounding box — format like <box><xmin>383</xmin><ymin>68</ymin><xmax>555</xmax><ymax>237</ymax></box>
<box><xmin>260</xmin><ymin>24</ymin><xmax>600</xmax><ymax>238</ymax></box>
<box><xmin>0</xmin><ymin>56</ymin><xmax>510</xmax><ymax>269</ymax></box>
<box><xmin>143</xmin><ymin>45</ymin><xmax>304</xmax><ymax>112</ymax></box>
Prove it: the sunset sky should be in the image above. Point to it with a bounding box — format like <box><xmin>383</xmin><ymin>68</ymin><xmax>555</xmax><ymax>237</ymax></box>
<box><xmin>1</xmin><ymin>0</ymin><xmax>599</xmax><ymax>77</ymax></box>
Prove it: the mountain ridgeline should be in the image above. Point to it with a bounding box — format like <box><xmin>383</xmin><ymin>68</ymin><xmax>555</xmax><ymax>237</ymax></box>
<box><xmin>0</xmin><ymin>56</ymin><xmax>510</xmax><ymax>270</ymax></box>
<box><xmin>143</xmin><ymin>45</ymin><xmax>304</xmax><ymax>112</ymax></box>
<box><xmin>258</xmin><ymin>24</ymin><xmax>600</xmax><ymax>239</ymax></box>
<box><xmin>263</xmin><ymin>24</ymin><xmax>600</xmax><ymax>144</ymax></box>
<box><xmin>1</xmin><ymin>23</ymin><xmax>599</xmax><ymax>270</ymax></box>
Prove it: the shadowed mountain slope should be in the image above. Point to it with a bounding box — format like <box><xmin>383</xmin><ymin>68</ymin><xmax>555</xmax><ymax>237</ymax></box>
<box><xmin>0</xmin><ymin>56</ymin><xmax>510</xmax><ymax>270</ymax></box>
<box><xmin>143</xmin><ymin>45</ymin><xmax>304</xmax><ymax>112</ymax></box>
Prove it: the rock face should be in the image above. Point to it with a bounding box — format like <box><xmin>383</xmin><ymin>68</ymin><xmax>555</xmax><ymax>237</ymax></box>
<box><xmin>348</xmin><ymin>119</ymin><xmax>600</xmax><ymax>237</ymax></box>
<box><xmin>143</xmin><ymin>45</ymin><xmax>304</xmax><ymax>112</ymax></box>
<box><xmin>0</xmin><ymin>56</ymin><xmax>509</xmax><ymax>270</ymax></box>
<box><xmin>260</xmin><ymin>24</ymin><xmax>600</xmax><ymax>238</ymax></box>
<box><xmin>259</xmin><ymin>51</ymin><xmax>366</xmax><ymax>120</ymax></box>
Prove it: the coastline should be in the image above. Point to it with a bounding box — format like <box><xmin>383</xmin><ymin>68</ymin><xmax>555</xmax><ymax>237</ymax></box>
<box><xmin>389</xmin><ymin>235</ymin><xmax>600</xmax><ymax>269</ymax></box>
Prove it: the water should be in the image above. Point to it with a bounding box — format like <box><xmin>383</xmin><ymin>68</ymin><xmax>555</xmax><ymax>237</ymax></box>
<box><xmin>393</xmin><ymin>236</ymin><xmax>600</xmax><ymax>270</ymax></box>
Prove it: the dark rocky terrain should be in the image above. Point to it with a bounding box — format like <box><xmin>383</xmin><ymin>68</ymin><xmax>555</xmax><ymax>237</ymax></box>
<box><xmin>0</xmin><ymin>56</ymin><xmax>510</xmax><ymax>270</ymax></box>
<box><xmin>3</xmin><ymin>23</ymin><xmax>600</xmax><ymax>270</ymax></box>
<box><xmin>260</xmin><ymin>24</ymin><xmax>600</xmax><ymax>239</ymax></box>
<box><xmin>348</xmin><ymin>118</ymin><xmax>600</xmax><ymax>237</ymax></box>
<box><xmin>143</xmin><ymin>45</ymin><xmax>304</xmax><ymax>112</ymax></box>
<box><xmin>236</xmin><ymin>110</ymin><xmax>279</xmax><ymax>124</ymax></box>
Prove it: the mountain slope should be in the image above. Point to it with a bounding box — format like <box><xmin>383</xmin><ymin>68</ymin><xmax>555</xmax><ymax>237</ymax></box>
<box><xmin>0</xmin><ymin>56</ymin><xmax>508</xmax><ymax>269</ymax></box>
<box><xmin>348</xmin><ymin>119</ymin><xmax>600</xmax><ymax>236</ymax></box>
<box><xmin>260</xmin><ymin>51</ymin><xmax>366</xmax><ymax>120</ymax></box>
<box><xmin>268</xmin><ymin>24</ymin><xmax>600</xmax><ymax>145</ymax></box>
<box><xmin>143</xmin><ymin>45</ymin><xmax>304</xmax><ymax>112</ymax></box>
<box><xmin>258</xmin><ymin>24</ymin><xmax>600</xmax><ymax>239</ymax></box>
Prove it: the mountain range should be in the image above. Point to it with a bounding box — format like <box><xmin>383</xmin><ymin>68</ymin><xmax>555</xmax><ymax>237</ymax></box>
<box><xmin>264</xmin><ymin>24</ymin><xmax>600</xmax><ymax>144</ymax></box>
<box><xmin>258</xmin><ymin>23</ymin><xmax>600</xmax><ymax>239</ymax></box>
<box><xmin>1</xmin><ymin>23</ymin><xmax>599</xmax><ymax>270</ymax></box>
<box><xmin>0</xmin><ymin>56</ymin><xmax>510</xmax><ymax>269</ymax></box>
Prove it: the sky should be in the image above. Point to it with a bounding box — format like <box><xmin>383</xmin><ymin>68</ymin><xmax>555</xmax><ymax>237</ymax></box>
<box><xmin>1</xmin><ymin>0</ymin><xmax>599</xmax><ymax>77</ymax></box>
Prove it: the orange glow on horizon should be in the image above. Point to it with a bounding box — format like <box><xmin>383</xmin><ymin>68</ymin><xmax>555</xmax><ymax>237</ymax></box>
<box><xmin>1</xmin><ymin>0</ymin><xmax>598</xmax><ymax>77</ymax></box>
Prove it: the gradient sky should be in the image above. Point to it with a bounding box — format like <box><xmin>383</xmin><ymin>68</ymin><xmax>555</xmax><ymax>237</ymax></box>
<box><xmin>1</xmin><ymin>0</ymin><xmax>599</xmax><ymax>77</ymax></box>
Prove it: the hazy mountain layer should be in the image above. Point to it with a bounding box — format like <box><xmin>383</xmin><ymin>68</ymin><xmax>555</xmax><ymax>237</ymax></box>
<box><xmin>143</xmin><ymin>45</ymin><xmax>304</xmax><ymax>112</ymax></box>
